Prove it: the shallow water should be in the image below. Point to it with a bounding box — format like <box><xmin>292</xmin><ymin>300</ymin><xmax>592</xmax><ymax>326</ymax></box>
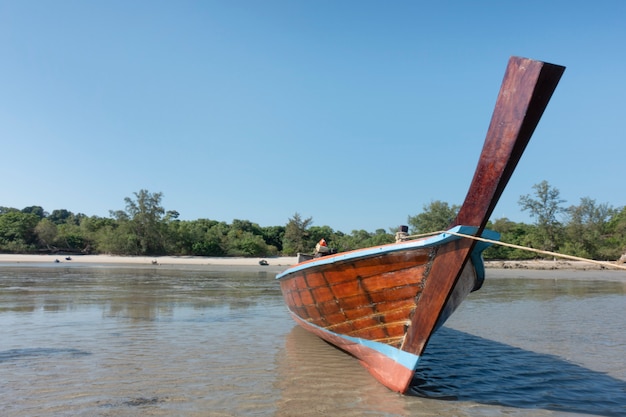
<box><xmin>1</xmin><ymin>265</ymin><xmax>624</xmax><ymax>416</ymax></box>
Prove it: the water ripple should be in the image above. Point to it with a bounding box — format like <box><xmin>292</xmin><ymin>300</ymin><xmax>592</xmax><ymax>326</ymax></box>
<box><xmin>0</xmin><ymin>347</ymin><xmax>91</xmax><ymax>363</ymax></box>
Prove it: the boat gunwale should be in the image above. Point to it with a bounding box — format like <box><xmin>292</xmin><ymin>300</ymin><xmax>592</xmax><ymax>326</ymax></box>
<box><xmin>276</xmin><ymin>225</ymin><xmax>498</xmax><ymax>280</ymax></box>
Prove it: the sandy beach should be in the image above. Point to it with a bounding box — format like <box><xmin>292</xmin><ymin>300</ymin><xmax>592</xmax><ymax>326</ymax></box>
<box><xmin>484</xmin><ymin>260</ymin><xmax>626</xmax><ymax>282</ymax></box>
<box><xmin>1</xmin><ymin>254</ymin><xmax>624</xmax><ymax>279</ymax></box>
<box><xmin>484</xmin><ymin>259</ymin><xmax>625</xmax><ymax>271</ymax></box>
<box><xmin>0</xmin><ymin>254</ymin><xmax>298</xmax><ymax>274</ymax></box>
<box><xmin>0</xmin><ymin>253</ymin><xmax>622</xmax><ymax>270</ymax></box>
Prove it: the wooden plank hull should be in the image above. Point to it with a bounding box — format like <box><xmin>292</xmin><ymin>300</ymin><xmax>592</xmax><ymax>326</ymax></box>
<box><xmin>289</xmin><ymin>313</ymin><xmax>418</xmax><ymax>393</ymax></box>
<box><xmin>277</xmin><ymin>227</ymin><xmax>496</xmax><ymax>393</ymax></box>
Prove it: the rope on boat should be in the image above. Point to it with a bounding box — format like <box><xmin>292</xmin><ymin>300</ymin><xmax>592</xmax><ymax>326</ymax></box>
<box><xmin>403</xmin><ymin>230</ymin><xmax>626</xmax><ymax>271</ymax></box>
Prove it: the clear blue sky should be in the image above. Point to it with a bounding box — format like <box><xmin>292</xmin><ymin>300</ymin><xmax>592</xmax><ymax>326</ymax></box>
<box><xmin>2</xmin><ymin>1</ymin><xmax>624</xmax><ymax>232</ymax></box>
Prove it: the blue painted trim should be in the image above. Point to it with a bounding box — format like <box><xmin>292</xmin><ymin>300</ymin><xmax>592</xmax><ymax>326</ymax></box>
<box><xmin>295</xmin><ymin>313</ymin><xmax>421</xmax><ymax>371</ymax></box>
<box><xmin>470</xmin><ymin>228</ymin><xmax>500</xmax><ymax>288</ymax></box>
<box><xmin>276</xmin><ymin>225</ymin><xmax>499</xmax><ymax>280</ymax></box>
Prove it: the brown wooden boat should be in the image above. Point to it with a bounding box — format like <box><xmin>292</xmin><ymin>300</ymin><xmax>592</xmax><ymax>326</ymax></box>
<box><xmin>276</xmin><ymin>56</ymin><xmax>565</xmax><ymax>394</ymax></box>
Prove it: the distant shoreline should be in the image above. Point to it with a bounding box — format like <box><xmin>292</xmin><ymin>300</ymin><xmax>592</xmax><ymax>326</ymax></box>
<box><xmin>1</xmin><ymin>254</ymin><xmax>624</xmax><ymax>282</ymax></box>
<box><xmin>484</xmin><ymin>259</ymin><xmax>624</xmax><ymax>271</ymax></box>
<box><xmin>0</xmin><ymin>254</ymin><xmax>297</xmax><ymax>274</ymax></box>
<box><xmin>484</xmin><ymin>260</ymin><xmax>626</xmax><ymax>282</ymax></box>
<box><xmin>1</xmin><ymin>254</ymin><xmax>623</xmax><ymax>272</ymax></box>
<box><xmin>0</xmin><ymin>254</ymin><xmax>626</xmax><ymax>282</ymax></box>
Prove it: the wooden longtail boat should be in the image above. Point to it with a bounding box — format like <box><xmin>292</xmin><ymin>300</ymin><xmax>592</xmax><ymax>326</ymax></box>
<box><xmin>276</xmin><ymin>57</ymin><xmax>565</xmax><ymax>394</ymax></box>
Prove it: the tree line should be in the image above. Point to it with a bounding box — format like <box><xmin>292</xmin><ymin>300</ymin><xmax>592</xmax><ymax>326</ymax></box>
<box><xmin>1</xmin><ymin>183</ymin><xmax>625</xmax><ymax>261</ymax></box>
<box><xmin>407</xmin><ymin>181</ymin><xmax>626</xmax><ymax>261</ymax></box>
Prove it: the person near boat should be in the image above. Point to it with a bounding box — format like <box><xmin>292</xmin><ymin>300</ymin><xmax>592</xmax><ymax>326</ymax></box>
<box><xmin>314</xmin><ymin>239</ymin><xmax>330</xmax><ymax>257</ymax></box>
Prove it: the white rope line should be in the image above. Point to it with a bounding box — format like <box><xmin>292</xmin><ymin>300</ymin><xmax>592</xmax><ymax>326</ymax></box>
<box><xmin>404</xmin><ymin>230</ymin><xmax>626</xmax><ymax>271</ymax></box>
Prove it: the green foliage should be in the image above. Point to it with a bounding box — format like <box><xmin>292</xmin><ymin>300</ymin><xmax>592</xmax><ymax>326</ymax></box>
<box><xmin>56</xmin><ymin>223</ymin><xmax>88</xmax><ymax>251</ymax></box>
<box><xmin>2</xmin><ymin>183</ymin><xmax>625</xmax><ymax>261</ymax></box>
<box><xmin>78</xmin><ymin>216</ymin><xmax>115</xmax><ymax>253</ymax></box>
<box><xmin>407</xmin><ymin>201</ymin><xmax>460</xmax><ymax>234</ymax></box>
<box><xmin>226</xmin><ymin>231</ymin><xmax>275</xmax><ymax>257</ymax></box>
<box><xmin>0</xmin><ymin>211</ymin><xmax>40</xmax><ymax>252</ymax></box>
<box><xmin>107</xmin><ymin>189</ymin><xmax>170</xmax><ymax>255</ymax></box>
<box><xmin>168</xmin><ymin>219</ymin><xmax>218</xmax><ymax>255</ymax></box>
<box><xmin>563</xmin><ymin>198</ymin><xmax>620</xmax><ymax>260</ymax></box>
<box><xmin>334</xmin><ymin>229</ymin><xmax>394</xmax><ymax>252</ymax></box>
<box><xmin>518</xmin><ymin>180</ymin><xmax>566</xmax><ymax>252</ymax></box>
<box><xmin>0</xmin><ymin>207</ymin><xmax>19</xmax><ymax>215</ymax></box>
<box><xmin>34</xmin><ymin>218</ymin><xmax>58</xmax><ymax>249</ymax></box>
<box><xmin>606</xmin><ymin>206</ymin><xmax>626</xmax><ymax>259</ymax></box>
<box><xmin>129</xmin><ymin>190</ymin><xmax>167</xmax><ymax>255</ymax></box>
<box><xmin>282</xmin><ymin>213</ymin><xmax>313</xmax><ymax>256</ymax></box>
<box><xmin>484</xmin><ymin>218</ymin><xmax>536</xmax><ymax>260</ymax></box>
<box><xmin>21</xmin><ymin>206</ymin><xmax>46</xmax><ymax>218</ymax></box>
<box><xmin>48</xmin><ymin>209</ymin><xmax>73</xmax><ymax>224</ymax></box>
<box><xmin>260</xmin><ymin>226</ymin><xmax>285</xmax><ymax>252</ymax></box>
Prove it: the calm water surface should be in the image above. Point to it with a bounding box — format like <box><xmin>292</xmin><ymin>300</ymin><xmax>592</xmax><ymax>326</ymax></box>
<box><xmin>1</xmin><ymin>264</ymin><xmax>625</xmax><ymax>416</ymax></box>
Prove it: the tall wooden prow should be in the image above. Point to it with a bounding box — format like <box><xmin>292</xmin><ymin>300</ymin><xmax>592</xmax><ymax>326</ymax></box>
<box><xmin>401</xmin><ymin>57</ymin><xmax>565</xmax><ymax>373</ymax></box>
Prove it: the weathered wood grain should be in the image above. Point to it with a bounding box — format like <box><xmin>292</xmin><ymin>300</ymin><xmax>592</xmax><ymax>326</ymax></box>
<box><xmin>402</xmin><ymin>57</ymin><xmax>565</xmax><ymax>356</ymax></box>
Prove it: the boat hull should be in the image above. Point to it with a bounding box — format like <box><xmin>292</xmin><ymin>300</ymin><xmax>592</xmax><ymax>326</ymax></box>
<box><xmin>276</xmin><ymin>227</ymin><xmax>495</xmax><ymax>393</ymax></box>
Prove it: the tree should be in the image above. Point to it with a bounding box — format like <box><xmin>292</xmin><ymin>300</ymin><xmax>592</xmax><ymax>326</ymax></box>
<box><xmin>109</xmin><ymin>189</ymin><xmax>169</xmax><ymax>255</ymax></box>
<box><xmin>56</xmin><ymin>222</ymin><xmax>88</xmax><ymax>252</ymax></box>
<box><xmin>372</xmin><ymin>229</ymin><xmax>394</xmax><ymax>246</ymax></box>
<box><xmin>333</xmin><ymin>228</ymin><xmax>394</xmax><ymax>252</ymax></box>
<box><xmin>518</xmin><ymin>181</ymin><xmax>565</xmax><ymax>252</ymax></box>
<box><xmin>34</xmin><ymin>218</ymin><xmax>58</xmax><ymax>249</ymax></box>
<box><xmin>485</xmin><ymin>217</ymin><xmax>536</xmax><ymax>260</ymax></box>
<box><xmin>282</xmin><ymin>213</ymin><xmax>313</xmax><ymax>255</ymax></box>
<box><xmin>48</xmin><ymin>209</ymin><xmax>73</xmax><ymax>224</ymax></box>
<box><xmin>231</xmin><ymin>219</ymin><xmax>262</xmax><ymax>236</ymax></box>
<box><xmin>225</xmin><ymin>230</ymin><xmax>274</xmax><ymax>257</ymax></box>
<box><xmin>563</xmin><ymin>197</ymin><xmax>616</xmax><ymax>260</ymax></box>
<box><xmin>607</xmin><ymin>206</ymin><xmax>626</xmax><ymax>261</ymax></box>
<box><xmin>224</xmin><ymin>219</ymin><xmax>278</xmax><ymax>256</ymax></box>
<box><xmin>79</xmin><ymin>215</ymin><xmax>115</xmax><ymax>253</ymax></box>
<box><xmin>169</xmin><ymin>219</ymin><xmax>226</xmax><ymax>256</ymax></box>
<box><xmin>0</xmin><ymin>207</ymin><xmax>19</xmax><ymax>215</ymax></box>
<box><xmin>408</xmin><ymin>200</ymin><xmax>460</xmax><ymax>234</ymax></box>
<box><xmin>0</xmin><ymin>211</ymin><xmax>40</xmax><ymax>252</ymax></box>
<box><xmin>260</xmin><ymin>225</ymin><xmax>285</xmax><ymax>252</ymax></box>
<box><xmin>21</xmin><ymin>206</ymin><xmax>46</xmax><ymax>219</ymax></box>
